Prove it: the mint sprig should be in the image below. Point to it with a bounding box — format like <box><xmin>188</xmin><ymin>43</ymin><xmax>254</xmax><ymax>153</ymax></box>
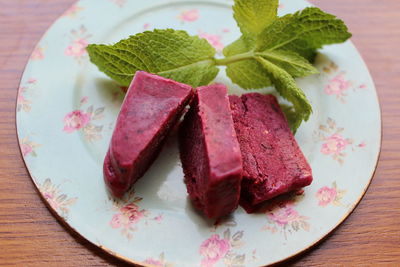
<box><xmin>87</xmin><ymin>0</ymin><xmax>351</xmax><ymax>132</ymax></box>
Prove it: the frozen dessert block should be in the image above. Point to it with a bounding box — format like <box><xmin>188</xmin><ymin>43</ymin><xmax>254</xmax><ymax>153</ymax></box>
<box><xmin>104</xmin><ymin>71</ymin><xmax>193</xmax><ymax>198</ymax></box>
<box><xmin>179</xmin><ymin>84</ymin><xmax>243</xmax><ymax>218</ymax></box>
<box><xmin>229</xmin><ymin>93</ymin><xmax>313</xmax><ymax>213</ymax></box>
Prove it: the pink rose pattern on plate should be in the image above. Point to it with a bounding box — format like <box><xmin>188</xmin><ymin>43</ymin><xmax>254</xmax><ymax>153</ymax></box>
<box><xmin>20</xmin><ymin>136</ymin><xmax>41</xmax><ymax>157</ymax></box>
<box><xmin>200</xmin><ymin>228</ymin><xmax>246</xmax><ymax>267</ymax></box>
<box><xmin>31</xmin><ymin>46</ymin><xmax>45</xmax><ymax>60</ymax></box>
<box><xmin>63</xmin><ymin>97</ymin><xmax>105</xmax><ymax>142</ymax></box>
<box><xmin>63</xmin><ymin>110</ymin><xmax>91</xmax><ymax>133</ymax></box>
<box><xmin>143</xmin><ymin>253</ymin><xmax>174</xmax><ymax>267</ymax></box>
<box><xmin>39</xmin><ymin>178</ymin><xmax>77</xmax><ymax>220</ymax></box>
<box><xmin>143</xmin><ymin>23</ymin><xmax>151</xmax><ymax>30</ymax></box>
<box><xmin>109</xmin><ymin>0</ymin><xmax>126</xmax><ymax>8</ymax></box>
<box><xmin>316</xmin><ymin>182</ymin><xmax>347</xmax><ymax>207</ymax></box>
<box><xmin>178</xmin><ymin>9</ymin><xmax>200</xmax><ymax>22</ymax></box>
<box><xmin>65</xmin><ymin>25</ymin><xmax>92</xmax><ymax>63</ymax></box>
<box><xmin>263</xmin><ymin>192</ymin><xmax>310</xmax><ymax>239</ymax></box>
<box><xmin>314</xmin><ymin>118</ymin><xmax>365</xmax><ymax>164</ymax></box>
<box><xmin>322</xmin><ymin>61</ymin><xmax>368</xmax><ymax>103</ymax></box>
<box><xmin>62</xmin><ymin>4</ymin><xmax>84</xmax><ymax>18</ymax></box>
<box><xmin>17</xmin><ymin>78</ymin><xmax>37</xmax><ymax>113</ymax></box>
<box><xmin>198</xmin><ymin>32</ymin><xmax>224</xmax><ymax>52</ymax></box>
<box><xmin>109</xmin><ymin>191</ymin><xmax>162</xmax><ymax>240</ymax></box>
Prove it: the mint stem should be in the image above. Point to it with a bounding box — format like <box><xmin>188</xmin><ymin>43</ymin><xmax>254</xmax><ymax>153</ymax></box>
<box><xmin>215</xmin><ymin>51</ymin><xmax>254</xmax><ymax>65</ymax></box>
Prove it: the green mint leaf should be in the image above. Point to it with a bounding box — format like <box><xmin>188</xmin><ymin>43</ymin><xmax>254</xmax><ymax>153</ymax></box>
<box><xmin>259</xmin><ymin>50</ymin><xmax>319</xmax><ymax>78</ymax></box>
<box><xmin>158</xmin><ymin>60</ymin><xmax>219</xmax><ymax>88</ymax></box>
<box><xmin>256</xmin><ymin>56</ymin><xmax>312</xmax><ymax>132</ymax></box>
<box><xmin>225</xmin><ymin>59</ymin><xmax>272</xmax><ymax>89</ymax></box>
<box><xmin>223</xmin><ymin>35</ymin><xmax>256</xmax><ymax>55</ymax></box>
<box><xmin>223</xmin><ymin>37</ymin><xmax>271</xmax><ymax>89</ymax></box>
<box><xmin>87</xmin><ymin>29</ymin><xmax>218</xmax><ymax>87</ymax></box>
<box><xmin>257</xmin><ymin>7</ymin><xmax>352</xmax><ymax>60</ymax></box>
<box><xmin>233</xmin><ymin>0</ymin><xmax>279</xmax><ymax>36</ymax></box>
<box><xmin>280</xmin><ymin>104</ymin><xmax>300</xmax><ymax>132</ymax></box>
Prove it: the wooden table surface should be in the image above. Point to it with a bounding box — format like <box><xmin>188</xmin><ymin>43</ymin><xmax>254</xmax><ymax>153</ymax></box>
<box><xmin>1</xmin><ymin>0</ymin><xmax>399</xmax><ymax>266</ymax></box>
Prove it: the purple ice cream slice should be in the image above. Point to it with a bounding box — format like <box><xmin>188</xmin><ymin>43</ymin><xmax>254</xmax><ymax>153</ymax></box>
<box><xmin>104</xmin><ymin>71</ymin><xmax>193</xmax><ymax>198</ymax></box>
<box><xmin>179</xmin><ymin>84</ymin><xmax>243</xmax><ymax>218</ymax></box>
<box><xmin>229</xmin><ymin>93</ymin><xmax>313</xmax><ymax>213</ymax></box>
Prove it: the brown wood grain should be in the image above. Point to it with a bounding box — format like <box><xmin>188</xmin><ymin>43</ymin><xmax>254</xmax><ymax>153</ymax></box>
<box><xmin>0</xmin><ymin>0</ymin><xmax>399</xmax><ymax>266</ymax></box>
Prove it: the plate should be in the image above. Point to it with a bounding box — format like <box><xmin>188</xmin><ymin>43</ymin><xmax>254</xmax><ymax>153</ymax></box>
<box><xmin>16</xmin><ymin>0</ymin><xmax>381</xmax><ymax>266</ymax></box>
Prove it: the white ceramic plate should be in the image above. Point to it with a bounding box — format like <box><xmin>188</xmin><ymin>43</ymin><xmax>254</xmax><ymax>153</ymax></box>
<box><xmin>16</xmin><ymin>0</ymin><xmax>381</xmax><ymax>266</ymax></box>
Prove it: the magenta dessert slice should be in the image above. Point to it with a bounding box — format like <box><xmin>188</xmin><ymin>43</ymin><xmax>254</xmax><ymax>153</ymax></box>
<box><xmin>229</xmin><ymin>93</ymin><xmax>313</xmax><ymax>213</ymax></box>
<box><xmin>179</xmin><ymin>84</ymin><xmax>243</xmax><ymax>218</ymax></box>
<box><xmin>104</xmin><ymin>71</ymin><xmax>193</xmax><ymax>198</ymax></box>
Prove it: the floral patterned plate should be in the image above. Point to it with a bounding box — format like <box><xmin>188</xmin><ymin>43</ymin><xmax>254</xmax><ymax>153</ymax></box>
<box><xmin>16</xmin><ymin>0</ymin><xmax>381</xmax><ymax>266</ymax></box>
